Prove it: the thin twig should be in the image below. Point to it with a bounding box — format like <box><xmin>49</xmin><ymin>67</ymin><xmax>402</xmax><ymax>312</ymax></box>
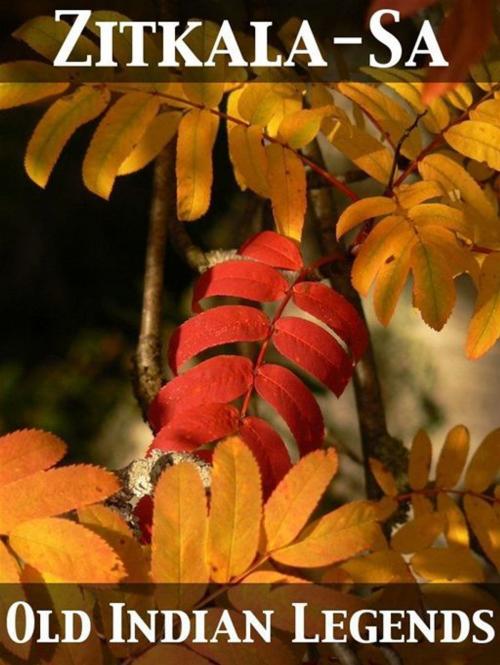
<box><xmin>169</xmin><ymin>216</ymin><xmax>209</xmax><ymax>272</ymax></box>
<box><xmin>132</xmin><ymin>143</ymin><xmax>175</xmax><ymax>420</ymax></box>
<box><xmin>305</xmin><ymin>141</ymin><xmax>407</xmax><ymax>500</ymax></box>
<box><xmin>386</xmin><ymin>111</ymin><xmax>427</xmax><ymax>193</ymax></box>
<box><xmin>391</xmin><ymin>84</ymin><xmax>500</xmax><ymax>191</ymax></box>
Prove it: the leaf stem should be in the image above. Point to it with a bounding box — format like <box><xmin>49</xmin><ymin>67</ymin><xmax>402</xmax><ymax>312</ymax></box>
<box><xmin>105</xmin><ymin>84</ymin><xmax>360</xmax><ymax>202</ymax></box>
<box><xmin>305</xmin><ymin>140</ymin><xmax>408</xmax><ymax>500</ymax></box>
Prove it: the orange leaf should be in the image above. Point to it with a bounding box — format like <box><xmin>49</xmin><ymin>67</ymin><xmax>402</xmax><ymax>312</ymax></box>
<box><xmin>411</xmin><ymin>547</ymin><xmax>484</xmax><ymax>582</ymax></box>
<box><xmin>0</xmin><ymin>540</ymin><xmax>30</xmax><ymax>661</ymax></box>
<box><xmin>0</xmin><ymin>465</ymin><xmax>120</xmax><ymax>534</ymax></box>
<box><xmin>464</xmin><ymin>429</ymin><xmax>500</xmax><ymax>492</ymax></box>
<box><xmin>264</xmin><ymin>448</ymin><xmax>338</xmax><ymax>552</ymax></box>
<box><xmin>464</xmin><ymin>495</ymin><xmax>500</xmax><ymax>570</ymax></box>
<box><xmin>435</xmin><ymin>425</ymin><xmax>470</xmax><ymax>489</ymax></box>
<box><xmin>369</xmin><ymin>458</ymin><xmax>398</xmax><ymax>497</ymax></box>
<box><xmin>9</xmin><ymin>517</ymin><xmax>125</xmax><ymax>583</ymax></box>
<box><xmin>391</xmin><ymin>513</ymin><xmax>444</xmax><ymax>554</ymax></box>
<box><xmin>408</xmin><ymin>429</ymin><xmax>432</xmax><ymax>491</ymax></box>
<box><xmin>437</xmin><ymin>493</ymin><xmax>469</xmax><ymax>548</ymax></box>
<box><xmin>266</xmin><ymin>143</ymin><xmax>306</xmax><ymax>241</ymax></box>
<box><xmin>208</xmin><ymin>437</ymin><xmax>262</xmax><ymax>583</ymax></box>
<box><xmin>78</xmin><ymin>504</ymin><xmax>150</xmax><ymax>583</ymax></box>
<box><xmin>0</xmin><ymin>429</ymin><xmax>66</xmax><ymax>486</ymax></box>
<box><xmin>341</xmin><ymin>549</ymin><xmax>414</xmax><ymax>584</ymax></box>
<box><xmin>152</xmin><ymin>462</ymin><xmax>209</xmax><ymax>607</ymax></box>
<box><xmin>271</xmin><ymin>500</ymin><xmax>386</xmax><ymax>568</ymax></box>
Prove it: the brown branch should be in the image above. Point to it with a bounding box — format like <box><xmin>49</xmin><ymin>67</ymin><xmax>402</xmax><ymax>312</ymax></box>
<box><xmin>132</xmin><ymin>142</ymin><xmax>175</xmax><ymax>421</ymax></box>
<box><xmin>169</xmin><ymin>215</ymin><xmax>209</xmax><ymax>272</ymax></box>
<box><xmin>305</xmin><ymin>141</ymin><xmax>407</xmax><ymax>500</ymax></box>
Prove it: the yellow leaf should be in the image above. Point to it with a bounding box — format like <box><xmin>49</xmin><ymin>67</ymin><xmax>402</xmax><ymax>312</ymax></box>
<box><xmin>278</xmin><ymin>109</ymin><xmax>322</xmax><ymax>149</ymax></box>
<box><xmin>176</xmin><ymin>108</ymin><xmax>219</xmax><ymax>221</ymax></box>
<box><xmin>151</xmin><ymin>462</ymin><xmax>209</xmax><ymax>597</ymax></box>
<box><xmin>337</xmin><ymin>82</ymin><xmax>422</xmax><ymax>159</ymax></box>
<box><xmin>410</xmin><ymin>237</ymin><xmax>456</xmax><ymax>330</ymax></box>
<box><xmin>9</xmin><ymin>517</ymin><xmax>125</xmax><ymax>583</ymax></box>
<box><xmin>408</xmin><ymin>203</ymin><xmax>470</xmax><ymax>237</ymax></box>
<box><xmin>331</xmin><ymin>122</ymin><xmax>394</xmax><ymax>184</ymax></box>
<box><xmin>437</xmin><ymin>493</ymin><xmax>469</xmax><ymax>548</ymax></box>
<box><xmin>266</xmin><ymin>85</ymin><xmax>303</xmax><ymax>138</ymax></box>
<box><xmin>0</xmin><ymin>465</ymin><xmax>120</xmax><ymax>534</ymax></box>
<box><xmin>435</xmin><ymin>425</ymin><xmax>470</xmax><ymax>488</ymax></box>
<box><xmin>118</xmin><ymin>111</ymin><xmax>181</xmax><ymax>176</ymax></box>
<box><xmin>0</xmin><ymin>62</ymin><xmax>69</xmax><ymax>110</ymax></box>
<box><xmin>341</xmin><ymin>550</ymin><xmax>414</xmax><ymax>584</ymax></box>
<box><xmin>0</xmin><ymin>429</ymin><xmax>66</xmax><ymax>486</ymax></box>
<box><xmin>183</xmin><ymin>82</ymin><xmax>225</xmax><ymax>108</ymax></box>
<box><xmin>391</xmin><ymin>513</ymin><xmax>444</xmax><ymax>554</ymax></box>
<box><xmin>83</xmin><ymin>92</ymin><xmax>160</xmax><ymax>199</ymax></box>
<box><xmin>395</xmin><ymin>180</ymin><xmax>444</xmax><ymax>209</ymax></box>
<box><xmin>445</xmin><ymin>121</ymin><xmax>500</xmax><ymax>171</ymax></box>
<box><xmin>351</xmin><ymin>215</ymin><xmax>414</xmax><ymax>295</ymax></box>
<box><xmin>387</xmin><ymin>82</ymin><xmax>450</xmax><ymax>134</ymax></box>
<box><xmin>372</xmin><ymin>234</ymin><xmax>414</xmax><ymax>325</ymax></box>
<box><xmin>408</xmin><ymin>429</ymin><xmax>432</xmax><ymax>491</ymax></box>
<box><xmin>466</xmin><ymin>253</ymin><xmax>500</xmax><ymax>359</ymax></box>
<box><xmin>25</xmin><ymin>85</ymin><xmax>110</xmax><ymax>188</ymax></box>
<box><xmin>463</xmin><ymin>496</ymin><xmax>500</xmax><ymax>570</ymax></box>
<box><xmin>208</xmin><ymin>437</ymin><xmax>262</xmax><ymax>583</ymax></box>
<box><xmin>411</xmin><ymin>547</ymin><xmax>484</xmax><ymax>582</ymax></box>
<box><xmin>271</xmin><ymin>500</ymin><xmax>385</xmax><ymax>568</ymax></box>
<box><xmin>336</xmin><ymin>197</ymin><xmax>396</xmax><ymax>239</ymax></box>
<box><xmin>418</xmin><ymin>153</ymin><xmax>498</xmax><ymax>247</ymax></box>
<box><xmin>464</xmin><ymin>428</ymin><xmax>500</xmax><ymax>492</ymax></box>
<box><xmin>470</xmin><ymin>99</ymin><xmax>500</xmax><ymax>128</ymax></box>
<box><xmin>227</xmin><ymin>125</ymin><xmax>269</xmax><ymax>198</ymax></box>
<box><xmin>14</xmin><ymin>15</ymin><xmax>99</xmax><ymax>63</ymax></box>
<box><xmin>266</xmin><ymin>143</ymin><xmax>306</xmax><ymax>240</ymax></box>
<box><xmin>238</xmin><ymin>84</ymin><xmax>282</xmax><ymax>126</ymax></box>
<box><xmin>78</xmin><ymin>504</ymin><xmax>149</xmax><ymax>583</ymax></box>
<box><xmin>412</xmin><ymin>494</ymin><xmax>433</xmax><ymax>517</ymax></box>
<box><xmin>445</xmin><ymin>84</ymin><xmax>474</xmax><ymax>111</ymax></box>
<box><xmin>264</xmin><ymin>448</ymin><xmax>338</xmax><ymax>552</ymax></box>
<box><xmin>369</xmin><ymin>458</ymin><xmax>398</xmax><ymax>497</ymax></box>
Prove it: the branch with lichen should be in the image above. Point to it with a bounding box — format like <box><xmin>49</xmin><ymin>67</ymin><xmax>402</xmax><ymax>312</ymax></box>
<box><xmin>305</xmin><ymin>140</ymin><xmax>407</xmax><ymax>500</ymax></box>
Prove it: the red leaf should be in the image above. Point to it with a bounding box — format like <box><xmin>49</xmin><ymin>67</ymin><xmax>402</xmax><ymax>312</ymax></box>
<box><xmin>168</xmin><ymin>305</ymin><xmax>269</xmax><ymax>374</ymax></box>
<box><xmin>423</xmin><ymin>0</ymin><xmax>493</xmax><ymax>102</ymax></box>
<box><xmin>254</xmin><ymin>363</ymin><xmax>324</xmax><ymax>455</ymax></box>
<box><xmin>192</xmin><ymin>260</ymin><xmax>289</xmax><ymax>312</ymax></box>
<box><xmin>272</xmin><ymin>317</ymin><xmax>353</xmax><ymax>397</ymax></box>
<box><xmin>368</xmin><ymin>0</ymin><xmax>437</xmax><ymax>21</ymax></box>
<box><xmin>152</xmin><ymin>403</ymin><xmax>239</xmax><ymax>453</ymax></box>
<box><xmin>239</xmin><ymin>416</ymin><xmax>292</xmax><ymax>498</ymax></box>
<box><xmin>238</xmin><ymin>231</ymin><xmax>303</xmax><ymax>271</ymax></box>
<box><xmin>149</xmin><ymin>355</ymin><xmax>253</xmax><ymax>431</ymax></box>
<box><xmin>292</xmin><ymin>282</ymin><xmax>368</xmax><ymax>361</ymax></box>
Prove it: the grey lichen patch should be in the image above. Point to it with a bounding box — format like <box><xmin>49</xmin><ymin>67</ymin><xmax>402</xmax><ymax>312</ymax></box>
<box><xmin>108</xmin><ymin>451</ymin><xmax>212</xmax><ymax>536</ymax></box>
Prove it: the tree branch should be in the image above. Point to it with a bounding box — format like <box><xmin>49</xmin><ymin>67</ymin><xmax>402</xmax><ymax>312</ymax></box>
<box><xmin>305</xmin><ymin>141</ymin><xmax>407</xmax><ymax>499</ymax></box>
<box><xmin>132</xmin><ymin>142</ymin><xmax>175</xmax><ymax>421</ymax></box>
